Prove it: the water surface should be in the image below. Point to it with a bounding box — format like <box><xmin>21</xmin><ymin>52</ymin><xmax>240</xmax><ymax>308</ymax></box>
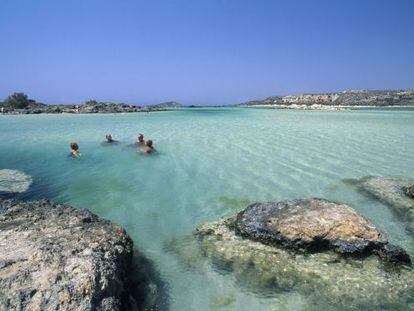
<box><xmin>1</xmin><ymin>108</ymin><xmax>414</xmax><ymax>310</ymax></box>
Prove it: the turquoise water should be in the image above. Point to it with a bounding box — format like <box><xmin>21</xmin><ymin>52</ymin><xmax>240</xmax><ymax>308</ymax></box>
<box><xmin>1</xmin><ymin>108</ymin><xmax>414</xmax><ymax>310</ymax></box>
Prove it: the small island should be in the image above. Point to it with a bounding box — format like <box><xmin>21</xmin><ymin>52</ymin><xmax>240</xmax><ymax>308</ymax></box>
<box><xmin>0</xmin><ymin>93</ymin><xmax>182</xmax><ymax>115</ymax></box>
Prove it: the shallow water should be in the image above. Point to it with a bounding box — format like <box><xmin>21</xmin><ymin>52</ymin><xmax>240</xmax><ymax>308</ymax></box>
<box><xmin>1</xmin><ymin>108</ymin><xmax>414</xmax><ymax>310</ymax></box>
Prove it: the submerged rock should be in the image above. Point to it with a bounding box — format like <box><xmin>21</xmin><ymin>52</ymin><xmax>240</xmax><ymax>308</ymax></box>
<box><xmin>357</xmin><ymin>176</ymin><xmax>414</xmax><ymax>233</ymax></box>
<box><xmin>404</xmin><ymin>185</ymin><xmax>414</xmax><ymax>199</ymax></box>
<box><xmin>0</xmin><ymin>169</ymin><xmax>32</xmax><ymax>193</ymax></box>
<box><xmin>358</xmin><ymin>176</ymin><xmax>414</xmax><ymax>213</ymax></box>
<box><xmin>195</xmin><ymin>215</ymin><xmax>414</xmax><ymax>310</ymax></box>
<box><xmin>235</xmin><ymin>198</ymin><xmax>409</xmax><ymax>262</ymax></box>
<box><xmin>0</xmin><ymin>199</ymin><xmax>136</xmax><ymax>310</ymax></box>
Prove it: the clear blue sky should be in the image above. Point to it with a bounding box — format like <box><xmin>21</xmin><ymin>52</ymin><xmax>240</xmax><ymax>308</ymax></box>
<box><xmin>0</xmin><ymin>0</ymin><xmax>413</xmax><ymax>105</ymax></box>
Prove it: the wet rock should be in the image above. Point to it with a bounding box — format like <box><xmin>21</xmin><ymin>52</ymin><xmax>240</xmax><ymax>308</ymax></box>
<box><xmin>235</xmin><ymin>198</ymin><xmax>409</xmax><ymax>262</ymax></box>
<box><xmin>195</xmin><ymin>216</ymin><xmax>414</xmax><ymax>311</ymax></box>
<box><xmin>403</xmin><ymin>185</ymin><xmax>414</xmax><ymax>199</ymax></box>
<box><xmin>0</xmin><ymin>169</ymin><xmax>32</xmax><ymax>193</ymax></box>
<box><xmin>357</xmin><ymin>176</ymin><xmax>414</xmax><ymax>234</ymax></box>
<box><xmin>0</xmin><ymin>199</ymin><xmax>136</xmax><ymax>310</ymax></box>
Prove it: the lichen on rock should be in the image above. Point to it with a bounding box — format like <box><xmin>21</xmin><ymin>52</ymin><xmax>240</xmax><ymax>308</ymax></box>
<box><xmin>0</xmin><ymin>199</ymin><xmax>136</xmax><ymax>310</ymax></box>
<box><xmin>235</xmin><ymin>198</ymin><xmax>409</xmax><ymax>262</ymax></box>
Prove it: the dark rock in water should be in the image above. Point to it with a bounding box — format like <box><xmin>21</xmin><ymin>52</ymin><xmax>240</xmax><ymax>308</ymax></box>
<box><xmin>235</xmin><ymin>198</ymin><xmax>409</xmax><ymax>263</ymax></box>
<box><xmin>0</xmin><ymin>199</ymin><xmax>138</xmax><ymax>310</ymax></box>
<box><xmin>403</xmin><ymin>185</ymin><xmax>414</xmax><ymax>199</ymax></box>
<box><xmin>0</xmin><ymin>169</ymin><xmax>32</xmax><ymax>194</ymax></box>
<box><xmin>379</xmin><ymin>243</ymin><xmax>412</xmax><ymax>263</ymax></box>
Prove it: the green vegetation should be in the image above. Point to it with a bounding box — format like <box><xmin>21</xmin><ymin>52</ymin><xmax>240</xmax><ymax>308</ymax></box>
<box><xmin>85</xmin><ymin>99</ymin><xmax>99</xmax><ymax>105</ymax></box>
<box><xmin>3</xmin><ymin>92</ymin><xmax>30</xmax><ymax>109</ymax></box>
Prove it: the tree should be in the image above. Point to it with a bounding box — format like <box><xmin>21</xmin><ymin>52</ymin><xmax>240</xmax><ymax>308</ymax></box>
<box><xmin>4</xmin><ymin>92</ymin><xmax>30</xmax><ymax>109</ymax></box>
<box><xmin>85</xmin><ymin>100</ymin><xmax>99</xmax><ymax>105</ymax></box>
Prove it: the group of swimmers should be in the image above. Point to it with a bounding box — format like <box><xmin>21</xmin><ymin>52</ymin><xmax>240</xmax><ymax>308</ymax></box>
<box><xmin>69</xmin><ymin>132</ymin><xmax>154</xmax><ymax>157</ymax></box>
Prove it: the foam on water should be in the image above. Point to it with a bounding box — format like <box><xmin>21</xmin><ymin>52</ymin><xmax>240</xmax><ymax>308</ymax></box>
<box><xmin>1</xmin><ymin>108</ymin><xmax>414</xmax><ymax>310</ymax></box>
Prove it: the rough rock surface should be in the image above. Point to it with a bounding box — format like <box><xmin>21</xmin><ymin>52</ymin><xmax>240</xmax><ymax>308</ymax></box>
<box><xmin>358</xmin><ymin>176</ymin><xmax>414</xmax><ymax>233</ymax></box>
<box><xmin>0</xmin><ymin>199</ymin><xmax>135</xmax><ymax>311</ymax></box>
<box><xmin>0</xmin><ymin>169</ymin><xmax>32</xmax><ymax>193</ymax></box>
<box><xmin>404</xmin><ymin>185</ymin><xmax>414</xmax><ymax>199</ymax></box>
<box><xmin>235</xmin><ymin>198</ymin><xmax>409</xmax><ymax>262</ymax></box>
<box><xmin>195</xmin><ymin>216</ymin><xmax>414</xmax><ymax>311</ymax></box>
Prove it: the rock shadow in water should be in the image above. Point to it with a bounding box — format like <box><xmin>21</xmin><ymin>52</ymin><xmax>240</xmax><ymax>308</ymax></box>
<box><xmin>128</xmin><ymin>249</ymin><xmax>170</xmax><ymax>310</ymax></box>
<box><xmin>162</xmin><ymin>235</ymin><xmax>207</xmax><ymax>272</ymax></box>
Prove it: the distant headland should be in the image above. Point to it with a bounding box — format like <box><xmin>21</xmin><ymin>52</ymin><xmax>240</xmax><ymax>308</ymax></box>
<box><xmin>237</xmin><ymin>89</ymin><xmax>414</xmax><ymax>110</ymax></box>
<box><xmin>0</xmin><ymin>93</ymin><xmax>182</xmax><ymax>114</ymax></box>
<box><xmin>2</xmin><ymin>89</ymin><xmax>414</xmax><ymax>114</ymax></box>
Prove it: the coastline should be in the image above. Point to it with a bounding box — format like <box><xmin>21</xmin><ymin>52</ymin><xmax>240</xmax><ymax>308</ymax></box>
<box><xmin>0</xmin><ymin>106</ymin><xmax>170</xmax><ymax>115</ymax></box>
<box><xmin>2</xmin><ymin>105</ymin><xmax>414</xmax><ymax>115</ymax></box>
<box><xmin>238</xmin><ymin>104</ymin><xmax>414</xmax><ymax>111</ymax></box>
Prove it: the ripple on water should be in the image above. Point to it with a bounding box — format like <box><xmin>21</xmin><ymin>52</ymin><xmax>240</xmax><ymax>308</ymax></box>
<box><xmin>0</xmin><ymin>108</ymin><xmax>414</xmax><ymax>310</ymax></box>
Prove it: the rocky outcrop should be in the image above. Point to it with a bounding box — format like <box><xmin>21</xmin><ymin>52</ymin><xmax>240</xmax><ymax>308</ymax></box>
<box><xmin>235</xmin><ymin>198</ymin><xmax>409</xmax><ymax>263</ymax></box>
<box><xmin>1</xmin><ymin>102</ymin><xmax>168</xmax><ymax>115</ymax></box>
<box><xmin>404</xmin><ymin>185</ymin><xmax>414</xmax><ymax>199</ymax></box>
<box><xmin>236</xmin><ymin>198</ymin><xmax>409</xmax><ymax>262</ymax></box>
<box><xmin>239</xmin><ymin>89</ymin><xmax>414</xmax><ymax>108</ymax></box>
<box><xmin>357</xmin><ymin>176</ymin><xmax>414</xmax><ymax>233</ymax></box>
<box><xmin>0</xmin><ymin>169</ymin><xmax>32</xmax><ymax>194</ymax></box>
<box><xmin>195</xmin><ymin>216</ymin><xmax>414</xmax><ymax>310</ymax></box>
<box><xmin>152</xmin><ymin>101</ymin><xmax>182</xmax><ymax>108</ymax></box>
<box><xmin>0</xmin><ymin>199</ymin><xmax>136</xmax><ymax>310</ymax></box>
<box><xmin>192</xmin><ymin>198</ymin><xmax>414</xmax><ymax>309</ymax></box>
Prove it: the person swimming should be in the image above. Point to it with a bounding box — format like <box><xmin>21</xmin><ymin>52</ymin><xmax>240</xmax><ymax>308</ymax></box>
<box><xmin>106</xmin><ymin>133</ymin><xmax>114</xmax><ymax>143</ymax></box>
<box><xmin>104</xmin><ymin>133</ymin><xmax>118</xmax><ymax>144</ymax></box>
<box><xmin>137</xmin><ymin>133</ymin><xmax>145</xmax><ymax>145</ymax></box>
<box><xmin>70</xmin><ymin>142</ymin><xmax>80</xmax><ymax>157</ymax></box>
<box><xmin>140</xmin><ymin>139</ymin><xmax>154</xmax><ymax>154</ymax></box>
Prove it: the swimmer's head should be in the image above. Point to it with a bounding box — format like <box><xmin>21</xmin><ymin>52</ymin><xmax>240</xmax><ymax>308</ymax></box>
<box><xmin>106</xmin><ymin>133</ymin><xmax>113</xmax><ymax>142</ymax></box>
<box><xmin>70</xmin><ymin>142</ymin><xmax>79</xmax><ymax>150</ymax></box>
<box><xmin>138</xmin><ymin>133</ymin><xmax>144</xmax><ymax>142</ymax></box>
<box><xmin>146</xmin><ymin>139</ymin><xmax>153</xmax><ymax>147</ymax></box>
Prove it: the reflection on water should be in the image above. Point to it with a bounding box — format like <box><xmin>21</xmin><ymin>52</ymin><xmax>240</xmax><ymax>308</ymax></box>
<box><xmin>1</xmin><ymin>108</ymin><xmax>414</xmax><ymax>310</ymax></box>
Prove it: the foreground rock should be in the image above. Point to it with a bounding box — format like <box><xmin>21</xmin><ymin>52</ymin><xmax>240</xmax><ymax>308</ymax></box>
<box><xmin>235</xmin><ymin>198</ymin><xmax>409</xmax><ymax>262</ymax></box>
<box><xmin>195</xmin><ymin>205</ymin><xmax>414</xmax><ymax>310</ymax></box>
<box><xmin>0</xmin><ymin>199</ymin><xmax>135</xmax><ymax>310</ymax></box>
<box><xmin>0</xmin><ymin>169</ymin><xmax>32</xmax><ymax>194</ymax></box>
<box><xmin>193</xmin><ymin>198</ymin><xmax>414</xmax><ymax>310</ymax></box>
<box><xmin>356</xmin><ymin>176</ymin><xmax>414</xmax><ymax>233</ymax></box>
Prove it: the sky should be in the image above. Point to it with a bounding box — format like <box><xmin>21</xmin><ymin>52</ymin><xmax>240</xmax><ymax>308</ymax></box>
<box><xmin>0</xmin><ymin>0</ymin><xmax>413</xmax><ymax>106</ymax></box>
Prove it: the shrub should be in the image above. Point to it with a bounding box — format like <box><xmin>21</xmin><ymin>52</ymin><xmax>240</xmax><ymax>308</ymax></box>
<box><xmin>4</xmin><ymin>92</ymin><xmax>30</xmax><ymax>109</ymax></box>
